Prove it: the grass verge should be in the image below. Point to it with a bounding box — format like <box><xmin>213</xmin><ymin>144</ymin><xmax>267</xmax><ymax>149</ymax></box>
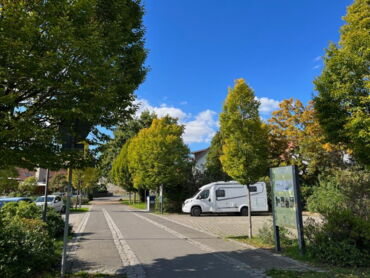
<box><xmin>266</xmin><ymin>268</ymin><xmax>370</xmax><ymax>278</ymax></box>
<box><xmin>228</xmin><ymin>236</ymin><xmax>370</xmax><ymax>278</ymax></box>
<box><xmin>70</xmin><ymin>207</ymin><xmax>90</xmax><ymax>213</ymax></box>
<box><xmin>121</xmin><ymin>200</ymin><xmax>146</xmax><ymax>210</ymax></box>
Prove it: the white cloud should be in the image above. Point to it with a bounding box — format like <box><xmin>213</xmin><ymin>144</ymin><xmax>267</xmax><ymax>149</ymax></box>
<box><xmin>183</xmin><ymin>110</ymin><xmax>218</xmax><ymax>144</ymax></box>
<box><xmin>180</xmin><ymin>101</ymin><xmax>188</xmax><ymax>105</ymax></box>
<box><xmin>314</xmin><ymin>55</ymin><xmax>322</xmax><ymax>62</ymax></box>
<box><xmin>256</xmin><ymin>97</ymin><xmax>280</xmax><ymax>114</ymax></box>
<box><xmin>135</xmin><ymin>99</ymin><xmax>188</xmax><ymax>120</ymax></box>
<box><xmin>135</xmin><ymin>99</ymin><xmax>218</xmax><ymax>144</ymax></box>
<box><xmin>312</xmin><ymin>65</ymin><xmax>321</xmax><ymax>69</ymax></box>
<box><xmin>135</xmin><ymin>97</ymin><xmax>279</xmax><ymax>145</ymax></box>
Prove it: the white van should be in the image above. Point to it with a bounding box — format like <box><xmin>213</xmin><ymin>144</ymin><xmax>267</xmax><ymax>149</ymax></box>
<box><xmin>182</xmin><ymin>181</ymin><xmax>268</xmax><ymax>216</ymax></box>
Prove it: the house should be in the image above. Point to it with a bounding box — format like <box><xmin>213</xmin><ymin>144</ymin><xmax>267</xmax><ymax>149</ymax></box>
<box><xmin>16</xmin><ymin>168</ymin><xmax>67</xmax><ymax>194</ymax></box>
<box><xmin>192</xmin><ymin>148</ymin><xmax>210</xmax><ymax>173</ymax></box>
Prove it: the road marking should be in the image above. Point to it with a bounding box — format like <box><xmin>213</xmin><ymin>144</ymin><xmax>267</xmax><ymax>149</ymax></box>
<box><xmin>150</xmin><ymin>213</ymin><xmax>315</xmax><ymax>271</ymax></box>
<box><xmin>102</xmin><ymin>208</ymin><xmax>145</xmax><ymax>278</ymax></box>
<box><xmin>133</xmin><ymin>212</ymin><xmax>267</xmax><ymax>278</ymax></box>
<box><xmin>67</xmin><ymin>206</ymin><xmax>92</xmax><ymax>269</ymax></box>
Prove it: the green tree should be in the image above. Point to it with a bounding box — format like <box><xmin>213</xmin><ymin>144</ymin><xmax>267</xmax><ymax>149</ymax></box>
<box><xmin>204</xmin><ymin>132</ymin><xmax>231</xmax><ymax>182</ymax></box>
<box><xmin>18</xmin><ymin>177</ymin><xmax>38</xmax><ymax>196</ymax></box>
<box><xmin>0</xmin><ymin>0</ymin><xmax>147</xmax><ymax>169</ymax></box>
<box><xmin>314</xmin><ymin>0</ymin><xmax>370</xmax><ymax>166</ymax></box>
<box><xmin>127</xmin><ymin>117</ymin><xmax>191</xmax><ymax>210</ymax></box>
<box><xmin>111</xmin><ymin>139</ymin><xmax>136</xmax><ymax>202</ymax></box>
<box><xmin>219</xmin><ymin>79</ymin><xmax>269</xmax><ymax>238</ymax></box>
<box><xmin>0</xmin><ymin>167</ymin><xmax>18</xmax><ymax>194</ymax></box>
<box><xmin>49</xmin><ymin>173</ymin><xmax>68</xmax><ymax>193</ymax></box>
<box><xmin>72</xmin><ymin>167</ymin><xmax>99</xmax><ymax>207</ymax></box>
<box><xmin>99</xmin><ymin>111</ymin><xmax>157</xmax><ymax>179</ymax></box>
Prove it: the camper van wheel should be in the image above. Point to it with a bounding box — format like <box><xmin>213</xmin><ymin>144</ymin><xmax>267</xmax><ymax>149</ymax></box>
<box><xmin>240</xmin><ymin>207</ymin><xmax>248</xmax><ymax>216</ymax></box>
<box><xmin>191</xmin><ymin>206</ymin><xmax>201</xmax><ymax>217</ymax></box>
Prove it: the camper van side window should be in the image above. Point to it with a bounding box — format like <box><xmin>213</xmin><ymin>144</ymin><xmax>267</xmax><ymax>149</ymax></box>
<box><xmin>249</xmin><ymin>186</ymin><xmax>257</xmax><ymax>192</ymax></box>
<box><xmin>216</xmin><ymin>189</ymin><xmax>225</xmax><ymax>198</ymax></box>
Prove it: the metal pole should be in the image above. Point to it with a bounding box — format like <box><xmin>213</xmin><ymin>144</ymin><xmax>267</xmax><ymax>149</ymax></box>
<box><xmin>292</xmin><ymin>165</ymin><xmax>305</xmax><ymax>255</ymax></box>
<box><xmin>42</xmin><ymin>169</ymin><xmax>50</xmax><ymax>222</ymax></box>
<box><xmin>61</xmin><ymin>168</ymin><xmax>72</xmax><ymax>277</ymax></box>
<box><xmin>270</xmin><ymin>168</ymin><xmax>281</xmax><ymax>252</ymax></box>
<box><xmin>160</xmin><ymin>185</ymin><xmax>163</xmax><ymax>214</ymax></box>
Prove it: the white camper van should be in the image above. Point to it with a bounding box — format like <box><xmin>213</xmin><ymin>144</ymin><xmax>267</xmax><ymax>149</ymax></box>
<box><xmin>182</xmin><ymin>181</ymin><xmax>268</xmax><ymax>216</ymax></box>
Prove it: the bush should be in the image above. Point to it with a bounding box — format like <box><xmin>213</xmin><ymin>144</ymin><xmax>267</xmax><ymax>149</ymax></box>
<box><xmin>307</xmin><ymin>167</ymin><xmax>370</xmax><ymax>218</ymax></box>
<box><xmin>305</xmin><ymin>210</ymin><xmax>370</xmax><ymax>267</ymax></box>
<box><xmin>70</xmin><ymin>196</ymin><xmax>90</xmax><ymax>207</ymax></box>
<box><xmin>0</xmin><ymin>217</ymin><xmax>57</xmax><ymax>278</ymax></box>
<box><xmin>0</xmin><ymin>201</ymin><xmax>68</xmax><ymax>238</ymax></box>
<box><xmin>45</xmin><ymin>207</ymin><xmax>66</xmax><ymax>238</ymax></box>
<box><xmin>258</xmin><ymin>221</ymin><xmax>293</xmax><ymax>246</ymax></box>
<box><xmin>305</xmin><ymin>168</ymin><xmax>370</xmax><ymax>266</ymax></box>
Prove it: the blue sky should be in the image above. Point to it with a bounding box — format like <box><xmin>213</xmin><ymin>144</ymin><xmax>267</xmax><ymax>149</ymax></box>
<box><xmin>133</xmin><ymin>0</ymin><xmax>353</xmax><ymax>151</ymax></box>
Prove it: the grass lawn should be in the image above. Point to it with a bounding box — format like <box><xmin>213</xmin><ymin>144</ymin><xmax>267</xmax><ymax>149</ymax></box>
<box><xmin>70</xmin><ymin>207</ymin><xmax>90</xmax><ymax>213</ymax></box>
<box><xmin>121</xmin><ymin>200</ymin><xmax>147</xmax><ymax>210</ymax></box>
<box><xmin>228</xmin><ymin>236</ymin><xmax>370</xmax><ymax>278</ymax></box>
<box><xmin>267</xmin><ymin>269</ymin><xmax>370</xmax><ymax>278</ymax></box>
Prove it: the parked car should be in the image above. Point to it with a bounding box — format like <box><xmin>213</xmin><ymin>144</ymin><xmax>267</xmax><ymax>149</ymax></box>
<box><xmin>182</xmin><ymin>181</ymin><xmax>268</xmax><ymax>216</ymax></box>
<box><xmin>35</xmin><ymin>195</ymin><xmax>65</xmax><ymax>213</ymax></box>
<box><xmin>0</xmin><ymin>197</ymin><xmax>33</xmax><ymax>208</ymax></box>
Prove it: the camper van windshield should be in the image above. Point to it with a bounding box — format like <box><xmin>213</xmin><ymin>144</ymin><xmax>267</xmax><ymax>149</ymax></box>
<box><xmin>192</xmin><ymin>191</ymin><xmax>200</xmax><ymax>198</ymax></box>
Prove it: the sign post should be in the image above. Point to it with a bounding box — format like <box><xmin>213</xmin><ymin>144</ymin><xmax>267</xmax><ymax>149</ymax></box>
<box><xmin>270</xmin><ymin>165</ymin><xmax>305</xmax><ymax>254</ymax></box>
<box><xmin>159</xmin><ymin>185</ymin><xmax>163</xmax><ymax>214</ymax></box>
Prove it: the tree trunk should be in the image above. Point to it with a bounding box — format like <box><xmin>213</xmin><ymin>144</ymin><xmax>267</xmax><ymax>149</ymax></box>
<box><xmin>134</xmin><ymin>192</ymin><xmax>136</xmax><ymax>203</ymax></box>
<box><xmin>78</xmin><ymin>189</ymin><xmax>82</xmax><ymax>208</ymax></box>
<box><xmin>247</xmin><ymin>185</ymin><xmax>252</xmax><ymax>238</ymax></box>
<box><xmin>129</xmin><ymin>191</ymin><xmax>131</xmax><ymax>204</ymax></box>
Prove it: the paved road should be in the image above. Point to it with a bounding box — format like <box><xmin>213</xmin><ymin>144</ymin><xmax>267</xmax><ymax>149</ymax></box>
<box><xmin>68</xmin><ymin>197</ymin><xmax>311</xmax><ymax>278</ymax></box>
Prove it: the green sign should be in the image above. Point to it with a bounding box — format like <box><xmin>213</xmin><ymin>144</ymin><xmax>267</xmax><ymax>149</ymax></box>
<box><xmin>271</xmin><ymin>166</ymin><xmax>297</xmax><ymax>228</ymax></box>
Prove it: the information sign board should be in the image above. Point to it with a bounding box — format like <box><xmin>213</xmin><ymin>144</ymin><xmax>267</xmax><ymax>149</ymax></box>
<box><xmin>270</xmin><ymin>166</ymin><xmax>297</xmax><ymax>228</ymax></box>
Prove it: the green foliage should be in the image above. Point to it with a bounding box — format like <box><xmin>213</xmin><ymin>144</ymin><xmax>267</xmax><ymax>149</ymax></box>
<box><xmin>0</xmin><ymin>167</ymin><xmax>19</xmax><ymax>194</ymax></box>
<box><xmin>127</xmin><ymin>117</ymin><xmax>191</xmax><ymax>191</ymax></box>
<box><xmin>0</xmin><ymin>201</ymin><xmax>68</xmax><ymax>238</ymax></box>
<box><xmin>204</xmin><ymin>132</ymin><xmax>231</xmax><ymax>182</ymax></box>
<box><xmin>0</xmin><ymin>0</ymin><xmax>147</xmax><ymax>169</ymax></box>
<box><xmin>257</xmin><ymin>221</ymin><xmax>293</xmax><ymax>247</ymax></box>
<box><xmin>111</xmin><ymin>139</ymin><xmax>135</xmax><ymax>193</ymax></box>
<box><xmin>100</xmin><ymin>111</ymin><xmax>157</xmax><ymax>179</ymax></box>
<box><xmin>305</xmin><ymin>167</ymin><xmax>370</xmax><ymax>267</ymax></box>
<box><xmin>0</xmin><ymin>202</ymin><xmax>64</xmax><ymax>277</ymax></box>
<box><xmin>18</xmin><ymin>176</ymin><xmax>38</xmax><ymax>196</ymax></box>
<box><xmin>307</xmin><ymin>168</ymin><xmax>370</xmax><ymax>219</ymax></box>
<box><xmin>0</xmin><ymin>217</ymin><xmax>56</xmax><ymax>278</ymax></box>
<box><xmin>72</xmin><ymin>167</ymin><xmax>99</xmax><ymax>191</ymax></box>
<box><xmin>49</xmin><ymin>173</ymin><xmax>68</xmax><ymax>192</ymax></box>
<box><xmin>305</xmin><ymin>211</ymin><xmax>370</xmax><ymax>267</ymax></box>
<box><xmin>219</xmin><ymin>78</ymin><xmax>269</xmax><ymax>185</ymax></box>
<box><xmin>314</xmin><ymin>0</ymin><xmax>370</xmax><ymax>166</ymax></box>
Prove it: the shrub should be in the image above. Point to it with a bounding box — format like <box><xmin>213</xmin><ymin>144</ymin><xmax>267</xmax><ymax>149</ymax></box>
<box><xmin>258</xmin><ymin>221</ymin><xmax>293</xmax><ymax>246</ymax></box>
<box><xmin>305</xmin><ymin>168</ymin><xmax>370</xmax><ymax>266</ymax></box>
<box><xmin>305</xmin><ymin>211</ymin><xmax>370</xmax><ymax>267</ymax></box>
<box><xmin>0</xmin><ymin>201</ymin><xmax>68</xmax><ymax>238</ymax></box>
<box><xmin>0</xmin><ymin>217</ymin><xmax>56</xmax><ymax>278</ymax></box>
<box><xmin>45</xmin><ymin>207</ymin><xmax>66</xmax><ymax>238</ymax></box>
<box><xmin>307</xmin><ymin>167</ymin><xmax>370</xmax><ymax>219</ymax></box>
<box><xmin>70</xmin><ymin>196</ymin><xmax>90</xmax><ymax>207</ymax></box>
